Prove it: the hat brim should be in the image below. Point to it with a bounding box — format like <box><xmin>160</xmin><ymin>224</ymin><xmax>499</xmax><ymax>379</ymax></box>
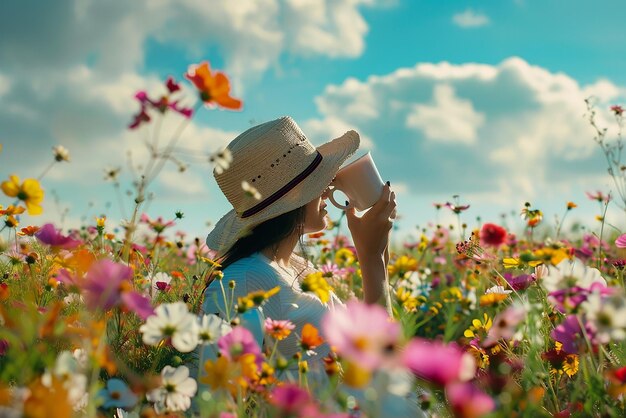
<box><xmin>206</xmin><ymin>130</ymin><xmax>360</xmax><ymax>254</ymax></box>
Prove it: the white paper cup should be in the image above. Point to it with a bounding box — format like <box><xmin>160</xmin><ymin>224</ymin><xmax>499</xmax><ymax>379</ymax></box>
<box><xmin>328</xmin><ymin>152</ymin><xmax>384</xmax><ymax>211</ymax></box>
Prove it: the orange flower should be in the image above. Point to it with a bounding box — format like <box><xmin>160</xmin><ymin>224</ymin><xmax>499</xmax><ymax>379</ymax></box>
<box><xmin>18</xmin><ymin>225</ymin><xmax>40</xmax><ymax>236</ymax></box>
<box><xmin>0</xmin><ymin>205</ymin><xmax>25</xmax><ymax>216</ymax></box>
<box><xmin>185</xmin><ymin>62</ymin><xmax>242</xmax><ymax>110</ymax></box>
<box><xmin>23</xmin><ymin>377</ymin><xmax>72</xmax><ymax>418</ymax></box>
<box><xmin>300</xmin><ymin>323</ymin><xmax>324</xmax><ymax>351</ymax></box>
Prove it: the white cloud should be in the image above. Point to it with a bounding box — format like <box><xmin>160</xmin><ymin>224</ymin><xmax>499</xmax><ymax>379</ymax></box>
<box><xmin>307</xmin><ymin>57</ymin><xmax>626</xmax><ymax>212</ymax></box>
<box><xmin>0</xmin><ymin>73</ymin><xmax>9</xmax><ymax>97</ymax></box>
<box><xmin>406</xmin><ymin>84</ymin><xmax>485</xmax><ymax>144</ymax></box>
<box><xmin>452</xmin><ymin>9</ymin><xmax>490</xmax><ymax>28</ymax></box>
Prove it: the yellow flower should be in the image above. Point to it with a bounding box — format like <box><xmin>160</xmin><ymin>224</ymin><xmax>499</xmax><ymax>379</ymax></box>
<box><xmin>301</xmin><ymin>272</ymin><xmax>333</xmax><ymax>303</ymax></box>
<box><xmin>1</xmin><ymin>175</ymin><xmax>44</xmax><ymax>215</ymax></box>
<box><xmin>96</xmin><ymin>216</ymin><xmax>106</xmax><ymax>228</ymax></box>
<box><xmin>343</xmin><ymin>362</ymin><xmax>372</xmax><ymax>388</ymax></box>
<box><xmin>441</xmin><ymin>287</ymin><xmax>463</xmax><ymax>303</ymax></box>
<box><xmin>334</xmin><ymin>248</ymin><xmax>355</xmax><ymax>266</ymax></box>
<box><xmin>388</xmin><ymin>255</ymin><xmax>418</xmax><ymax>278</ymax></box>
<box><xmin>237</xmin><ymin>286</ymin><xmax>280</xmax><ymax>313</ymax></box>
<box><xmin>479</xmin><ymin>293</ymin><xmax>508</xmax><ymax>306</ymax></box>
<box><xmin>464</xmin><ymin>313</ymin><xmax>493</xmax><ymax>339</ymax></box>
<box><xmin>396</xmin><ymin>287</ymin><xmax>420</xmax><ymax>312</ymax></box>
<box><xmin>533</xmin><ymin>247</ymin><xmax>570</xmax><ymax>266</ymax></box>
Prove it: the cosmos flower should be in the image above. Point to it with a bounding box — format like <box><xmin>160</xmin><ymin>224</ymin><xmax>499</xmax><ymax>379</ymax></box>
<box><xmin>146</xmin><ymin>365</ymin><xmax>197</xmax><ymax>414</ymax></box>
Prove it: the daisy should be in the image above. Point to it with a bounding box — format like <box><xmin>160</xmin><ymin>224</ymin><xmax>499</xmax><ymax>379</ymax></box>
<box><xmin>139</xmin><ymin>302</ymin><xmax>199</xmax><ymax>353</ymax></box>
<box><xmin>146</xmin><ymin>365</ymin><xmax>197</xmax><ymax>413</ymax></box>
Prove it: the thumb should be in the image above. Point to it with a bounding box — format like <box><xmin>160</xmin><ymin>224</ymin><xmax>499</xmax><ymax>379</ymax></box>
<box><xmin>344</xmin><ymin>201</ymin><xmax>356</xmax><ymax>220</ymax></box>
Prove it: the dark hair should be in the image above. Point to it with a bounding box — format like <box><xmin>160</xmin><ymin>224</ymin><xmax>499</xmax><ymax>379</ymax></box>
<box><xmin>215</xmin><ymin>205</ymin><xmax>308</xmax><ymax>272</ymax></box>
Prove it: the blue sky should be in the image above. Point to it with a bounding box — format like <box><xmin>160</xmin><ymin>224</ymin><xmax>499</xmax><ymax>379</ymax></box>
<box><xmin>1</xmin><ymin>0</ymin><xmax>626</xmax><ymax>244</ymax></box>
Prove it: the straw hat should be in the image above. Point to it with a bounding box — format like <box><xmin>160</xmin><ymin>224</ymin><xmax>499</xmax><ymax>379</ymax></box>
<box><xmin>206</xmin><ymin>116</ymin><xmax>360</xmax><ymax>254</ymax></box>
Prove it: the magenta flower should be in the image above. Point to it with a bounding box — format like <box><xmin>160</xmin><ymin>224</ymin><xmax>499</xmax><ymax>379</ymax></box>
<box><xmin>321</xmin><ymin>300</ymin><xmax>401</xmax><ymax>370</ymax></box>
<box><xmin>166</xmin><ymin>76</ymin><xmax>181</xmax><ymax>93</ymax></box>
<box><xmin>616</xmin><ymin>234</ymin><xmax>626</xmax><ymax>248</ymax></box>
<box><xmin>446</xmin><ymin>382</ymin><xmax>495</xmax><ymax>418</ymax></box>
<box><xmin>611</xmin><ymin>105</ymin><xmax>624</xmax><ymax>116</ymax></box>
<box><xmin>35</xmin><ymin>223</ymin><xmax>82</xmax><ymax>250</ymax></box>
<box><xmin>269</xmin><ymin>384</ymin><xmax>312</xmax><ymax>414</ymax></box>
<box><xmin>503</xmin><ymin>272</ymin><xmax>535</xmax><ymax>291</ymax></box>
<box><xmin>140</xmin><ymin>213</ymin><xmax>176</xmax><ymax>234</ymax></box>
<box><xmin>82</xmin><ymin>259</ymin><xmax>153</xmax><ymax>319</ymax></box>
<box><xmin>445</xmin><ymin>201</ymin><xmax>470</xmax><ymax>214</ymax></box>
<box><xmin>217</xmin><ymin>326</ymin><xmax>262</xmax><ymax>363</ymax></box>
<box><xmin>402</xmin><ymin>338</ymin><xmax>476</xmax><ymax>387</ymax></box>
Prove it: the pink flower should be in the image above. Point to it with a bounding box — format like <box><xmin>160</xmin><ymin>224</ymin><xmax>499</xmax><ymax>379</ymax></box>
<box><xmin>269</xmin><ymin>384</ymin><xmax>312</xmax><ymax>414</ymax></box>
<box><xmin>402</xmin><ymin>338</ymin><xmax>476</xmax><ymax>387</ymax></box>
<box><xmin>140</xmin><ymin>213</ymin><xmax>175</xmax><ymax>233</ymax></box>
<box><xmin>35</xmin><ymin>223</ymin><xmax>82</xmax><ymax>250</ymax></box>
<box><xmin>218</xmin><ymin>326</ymin><xmax>261</xmax><ymax>363</ymax></box>
<box><xmin>479</xmin><ymin>223</ymin><xmax>507</xmax><ymax>247</ymax></box>
<box><xmin>586</xmin><ymin>190</ymin><xmax>611</xmax><ymax>203</ymax></box>
<box><xmin>615</xmin><ymin>234</ymin><xmax>626</xmax><ymax>248</ymax></box>
<box><xmin>445</xmin><ymin>202</ymin><xmax>470</xmax><ymax>214</ymax></box>
<box><xmin>321</xmin><ymin>300</ymin><xmax>401</xmax><ymax>370</ymax></box>
<box><xmin>551</xmin><ymin>315</ymin><xmax>594</xmax><ymax>354</ymax></box>
<box><xmin>82</xmin><ymin>260</ymin><xmax>153</xmax><ymax>319</ymax></box>
<box><xmin>483</xmin><ymin>305</ymin><xmax>526</xmax><ymax>347</ymax></box>
<box><xmin>611</xmin><ymin>105</ymin><xmax>624</xmax><ymax>116</ymax></box>
<box><xmin>446</xmin><ymin>382</ymin><xmax>495</xmax><ymax>418</ymax></box>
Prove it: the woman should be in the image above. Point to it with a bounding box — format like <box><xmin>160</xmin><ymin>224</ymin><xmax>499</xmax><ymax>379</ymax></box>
<box><xmin>201</xmin><ymin>116</ymin><xmax>396</xmax><ymax>382</ymax></box>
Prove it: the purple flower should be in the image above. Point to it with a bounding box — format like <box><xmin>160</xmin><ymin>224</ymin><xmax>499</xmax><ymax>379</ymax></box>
<box><xmin>403</xmin><ymin>338</ymin><xmax>476</xmax><ymax>387</ymax></box>
<box><xmin>503</xmin><ymin>273</ymin><xmax>535</xmax><ymax>291</ymax></box>
<box><xmin>35</xmin><ymin>223</ymin><xmax>82</xmax><ymax>250</ymax></box>
<box><xmin>83</xmin><ymin>260</ymin><xmax>133</xmax><ymax>310</ymax></box>
<box><xmin>269</xmin><ymin>384</ymin><xmax>312</xmax><ymax>414</ymax></box>
<box><xmin>616</xmin><ymin>234</ymin><xmax>626</xmax><ymax>249</ymax></box>
<box><xmin>121</xmin><ymin>292</ymin><xmax>155</xmax><ymax>320</ymax></box>
<box><xmin>551</xmin><ymin>315</ymin><xmax>593</xmax><ymax>354</ymax></box>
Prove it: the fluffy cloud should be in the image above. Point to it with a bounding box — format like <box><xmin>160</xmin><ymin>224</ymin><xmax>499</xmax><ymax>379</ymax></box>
<box><xmin>308</xmin><ymin>57</ymin><xmax>626</xmax><ymax>208</ymax></box>
<box><xmin>452</xmin><ymin>9</ymin><xmax>490</xmax><ymax>28</ymax></box>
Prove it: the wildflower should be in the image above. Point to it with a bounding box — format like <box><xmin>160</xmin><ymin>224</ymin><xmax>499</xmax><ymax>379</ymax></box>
<box><xmin>520</xmin><ymin>203</ymin><xmax>542</xmax><ymax>227</ymax></box>
<box><xmin>446</xmin><ymin>382</ymin><xmax>496</xmax><ymax>418</ymax></box>
<box><xmin>566</xmin><ymin>201</ymin><xmax>577</xmax><ymax>209</ymax></box>
<box><xmin>140</xmin><ymin>213</ymin><xmax>175</xmax><ymax>234</ymax></box>
<box><xmin>334</xmin><ymin>247</ymin><xmax>355</xmax><ymax>265</ymax></box>
<box><xmin>103</xmin><ymin>167</ymin><xmax>121</xmax><ymax>182</ymax></box>
<box><xmin>615</xmin><ymin>234</ymin><xmax>626</xmax><ymax>248</ymax></box>
<box><xmin>0</xmin><ymin>204</ymin><xmax>25</xmax><ymax>216</ymax></box>
<box><xmin>149</xmin><ymin>272</ymin><xmax>173</xmax><ymax>296</ymax></box>
<box><xmin>321</xmin><ymin>300</ymin><xmax>400</xmax><ymax>370</ymax></box>
<box><xmin>550</xmin><ymin>315</ymin><xmax>592</xmax><ymax>354</ymax></box>
<box><xmin>606</xmin><ymin>366</ymin><xmax>626</xmax><ymax>398</ymax></box>
<box><xmin>241</xmin><ymin>181</ymin><xmax>261</xmax><ymax>200</ymax></box>
<box><xmin>300</xmin><ymin>323</ymin><xmax>324</xmax><ymax>352</ymax></box>
<box><xmin>35</xmin><ymin>223</ymin><xmax>82</xmax><ymax>250</ymax></box>
<box><xmin>1</xmin><ymin>175</ymin><xmax>44</xmax><ymax>215</ymax></box>
<box><xmin>18</xmin><ymin>225</ymin><xmax>40</xmax><ymax>236</ymax></box>
<box><xmin>236</xmin><ymin>286</ymin><xmax>280</xmax><ymax>313</ymax></box>
<box><xmin>479</xmin><ymin>223</ymin><xmax>507</xmax><ymax>247</ymax></box>
<box><xmin>581</xmin><ymin>292</ymin><xmax>626</xmax><ymax>344</ymax></box>
<box><xmin>97</xmin><ymin>378</ymin><xmax>138</xmax><ymax>410</ymax></box>
<box><xmin>269</xmin><ymin>384</ymin><xmax>314</xmax><ymax>415</ymax></box>
<box><xmin>388</xmin><ymin>255</ymin><xmax>418</xmax><ymax>278</ymax></box>
<box><xmin>463</xmin><ymin>313</ymin><xmax>492</xmax><ymax>339</ymax></box>
<box><xmin>197</xmin><ymin>314</ymin><xmax>231</xmax><ymax>345</ymax></box>
<box><xmin>483</xmin><ymin>305</ymin><xmax>526</xmax><ymax>347</ymax></box>
<box><xmin>445</xmin><ymin>201</ymin><xmax>470</xmax><ymax>214</ymax></box>
<box><xmin>52</xmin><ymin>145</ymin><xmax>70</xmax><ymax>162</ymax></box>
<box><xmin>218</xmin><ymin>326</ymin><xmax>262</xmax><ymax>363</ymax></box>
<box><xmin>209</xmin><ymin>148</ymin><xmax>233</xmax><ymax>175</ymax></box>
<box><xmin>541</xmin><ymin>258</ymin><xmax>606</xmax><ymax>293</ymax></box>
<box><xmin>264</xmin><ymin>318</ymin><xmax>295</xmax><ymax>341</ymax></box>
<box><xmin>403</xmin><ymin>338</ymin><xmax>476</xmax><ymax>387</ymax></box>
<box><xmin>503</xmin><ymin>272</ymin><xmax>536</xmax><ymax>291</ymax></box>
<box><xmin>24</xmin><ymin>377</ymin><xmax>72</xmax><ymax>418</ymax></box>
<box><xmin>185</xmin><ymin>61</ymin><xmax>242</xmax><ymax>110</ymax></box>
<box><xmin>146</xmin><ymin>365</ymin><xmax>197</xmax><ymax>414</ymax></box>
<box><xmin>586</xmin><ymin>190</ymin><xmax>610</xmax><ymax>203</ymax></box>
<box><xmin>128</xmin><ymin>107</ymin><xmax>151</xmax><ymax>129</ymax></box>
<box><xmin>301</xmin><ymin>272</ymin><xmax>332</xmax><ymax>303</ymax></box>
<box><xmin>140</xmin><ymin>302</ymin><xmax>199</xmax><ymax>352</ymax></box>
<box><xmin>611</xmin><ymin>105</ymin><xmax>624</xmax><ymax>116</ymax></box>
<box><xmin>201</xmin><ymin>356</ymin><xmax>232</xmax><ymax>391</ymax></box>
<box><xmin>542</xmin><ymin>343</ymin><xmax>579</xmax><ymax>378</ymax></box>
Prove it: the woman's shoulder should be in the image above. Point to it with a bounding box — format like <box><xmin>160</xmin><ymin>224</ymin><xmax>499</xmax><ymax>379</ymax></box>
<box><xmin>222</xmin><ymin>253</ymin><xmax>283</xmax><ymax>286</ymax></box>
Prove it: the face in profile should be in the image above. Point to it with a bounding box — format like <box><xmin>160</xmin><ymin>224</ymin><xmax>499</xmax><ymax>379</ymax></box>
<box><xmin>303</xmin><ymin>190</ymin><xmax>330</xmax><ymax>234</ymax></box>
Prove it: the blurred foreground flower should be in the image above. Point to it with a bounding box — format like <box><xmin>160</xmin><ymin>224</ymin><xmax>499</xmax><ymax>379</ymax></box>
<box><xmin>147</xmin><ymin>365</ymin><xmax>197</xmax><ymax>414</ymax></box>
<box><xmin>140</xmin><ymin>302</ymin><xmax>199</xmax><ymax>352</ymax></box>
<box><xmin>97</xmin><ymin>378</ymin><xmax>138</xmax><ymax>410</ymax></box>
<box><xmin>35</xmin><ymin>223</ymin><xmax>82</xmax><ymax>250</ymax></box>
<box><xmin>1</xmin><ymin>175</ymin><xmax>44</xmax><ymax>215</ymax></box>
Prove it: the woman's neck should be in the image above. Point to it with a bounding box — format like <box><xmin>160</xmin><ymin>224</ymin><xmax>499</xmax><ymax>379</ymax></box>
<box><xmin>261</xmin><ymin>233</ymin><xmax>299</xmax><ymax>268</ymax></box>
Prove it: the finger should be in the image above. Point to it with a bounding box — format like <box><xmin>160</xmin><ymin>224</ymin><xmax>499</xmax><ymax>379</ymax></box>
<box><xmin>370</xmin><ymin>184</ymin><xmax>392</xmax><ymax>214</ymax></box>
<box><xmin>344</xmin><ymin>201</ymin><xmax>357</xmax><ymax>221</ymax></box>
<box><xmin>381</xmin><ymin>192</ymin><xmax>397</xmax><ymax>219</ymax></box>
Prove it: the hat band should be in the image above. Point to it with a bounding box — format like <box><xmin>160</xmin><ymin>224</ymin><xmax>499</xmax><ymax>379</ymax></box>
<box><xmin>240</xmin><ymin>151</ymin><xmax>323</xmax><ymax>218</ymax></box>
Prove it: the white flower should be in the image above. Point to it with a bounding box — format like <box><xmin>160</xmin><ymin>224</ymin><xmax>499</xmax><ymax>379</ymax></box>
<box><xmin>41</xmin><ymin>351</ymin><xmax>88</xmax><ymax>410</ymax></box>
<box><xmin>148</xmin><ymin>272</ymin><xmax>172</xmax><ymax>298</ymax></box>
<box><xmin>52</xmin><ymin>145</ymin><xmax>70</xmax><ymax>162</ymax></box>
<box><xmin>197</xmin><ymin>314</ymin><xmax>231</xmax><ymax>345</ymax></box>
<box><xmin>241</xmin><ymin>181</ymin><xmax>261</xmax><ymax>200</ymax></box>
<box><xmin>210</xmin><ymin>148</ymin><xmax>232</xmax><ymax>174</ymax></box>
<box><xmin>485</xmin><ymin>285</ymin><xmax>512</xmax><ymax>295</ymax></box>
<box><xmin>139</xmin><ymin>302</ymin><xmax>199</xmax><ymax>353</ymax></box>
<box><xmin>146</xmin><ymin>365</ymin><xmax>197</xmax><ymax>414</ymax></box>
<box><xmin>582</xmin><ymin>292</ymin><xmax>626</xmax><ymax>344</ymax></box>
<box><xmin>541</xmin><ymin>258</ymin><xmax>606</xmax><ymax>293</ymax></box>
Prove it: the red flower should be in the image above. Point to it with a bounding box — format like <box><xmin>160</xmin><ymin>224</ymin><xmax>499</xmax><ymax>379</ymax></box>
<box><xmin>185</xmin><ymin>62</ymin><xmax>242</xmax><ymax>110</ymax></box>
<box><xmin>610</xmin><ymin>105</ymin><xmax>624</xmax><ymax>116</ymax></box>
<box><xmin>479</xmin><ymin>223</ymin><xmax>507</xmax><ymax>247</ymax></box>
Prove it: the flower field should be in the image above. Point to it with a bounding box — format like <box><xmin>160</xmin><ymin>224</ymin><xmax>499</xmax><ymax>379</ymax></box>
<box><xmin>2</xmin><ymin>63</ymin><xmax>626</xmax><ymax>418</ymax></box>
